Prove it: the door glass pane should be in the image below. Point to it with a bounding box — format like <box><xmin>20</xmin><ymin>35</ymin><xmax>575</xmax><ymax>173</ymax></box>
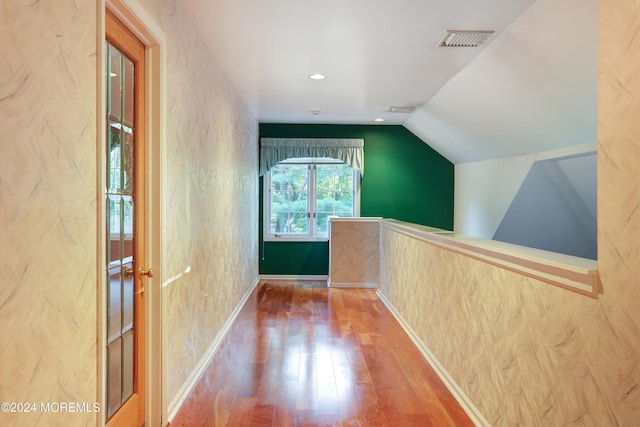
<box><xmin>122</xmin><ymin>330</ymin><xmax>134</xmax><ymax>402</ymax></box>
<box><xmin>107</xmin><ymin>338</ymin><xmax>122</xmax><ymax>419</ymax></box>
<box><xmin>122</xmin><ymin>196</ymin><xmax>134</xmax><ymax>259</ymax></box>
<box><xmin>105</xmin><ymin>39</ymin><xmax>138</xmax><ymax>421</ymax></box>
<box><xmin>108</xmin><ymin>123</ymin><xmax>122</xmax><ymax>193</ymax></box>
<box><xmin>122</xmin><ymin>130</ymin><xmax>134</xmax><ymax>195</ymax></box>
<box><xmin>122</xmin><ymin>261</ymin><xmax>134</xmax><ymax>333</ymax></box>
<box><xmin>123</xmin><ymin>56</ymin><xmax>134</xmax><ymax>126</ymax></box>
<box><xmin>108</xmin><ymin>46</ymin><xmax>122</xmax><ymax>120</ymax></box>
<box><xmin>106</xmin><ymin>195</ymin><xmax>112</xmax><ymax>266</ymax></box>
<box><xmin>107</xmin><ymin>267</ymin><xmax>122</xmax><ymax>342</ymax></box>
<box><xmin>108</xmin><ymin>195</ymin><xmax>122</xmax><ymax>264</ymax></box>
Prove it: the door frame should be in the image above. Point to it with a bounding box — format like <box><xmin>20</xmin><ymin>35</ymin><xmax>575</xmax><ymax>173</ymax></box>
<box><xmin>98</xmin><ymin>0</ymin><xmax>167</xmax><ymax>425</ymax></box>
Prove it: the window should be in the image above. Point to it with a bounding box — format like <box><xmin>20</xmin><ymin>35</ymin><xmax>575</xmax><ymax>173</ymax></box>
<box><xmin>264</xmin><ymin>158</ymin><xmax>360</xmax><ymax>241</ymax></box>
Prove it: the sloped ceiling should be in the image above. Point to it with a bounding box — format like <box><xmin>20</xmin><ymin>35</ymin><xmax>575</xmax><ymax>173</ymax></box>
<box><xmin>180</xmin><ymin>0</ymin><xmax>598</xmax><ymax>164</ymax></box>
<box><xmin>405</xmin><ymin>0</ymin><xmax>599</xmax><ymax>163</ymax></box>
<box><xmin>179</xmin><ymin>0</ymin><xmax>536</xmax><ymax>125</ymax></box>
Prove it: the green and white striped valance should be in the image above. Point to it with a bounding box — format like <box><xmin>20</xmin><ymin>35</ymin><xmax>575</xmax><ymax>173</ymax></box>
<box><xmin>259</xmin><ymin>138</ymin><xmax>364</xmax><ymax>176</ymax></box>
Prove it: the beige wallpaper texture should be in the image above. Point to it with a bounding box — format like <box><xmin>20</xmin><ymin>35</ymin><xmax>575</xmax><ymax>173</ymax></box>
<box><xmin>1</xmin><ymin>0</ymin><xmax>258</xmax><ymax>425</ymax></box>
<box><xmin>379</xmin><ymin>1</ymin><xmax>640</xmax><ymax>425</ymax></box>
<box><xmin>131</xmin><ymin>0</ymin><xmax>260</xmax><ymax>403</ymax></box>
<box><xmin>0</xmin><ymin>1</ymin><xmax>98</xmax><ymax>426</ymax></box>
<box><xmin>330</xmin><ymin>220</ymin><xmax>380</xmax><ymax>286</ymax></box>
<box><xmin>1</xmin><ymin>0</ymin><xmax>637</xmax><ymax>425</ymax></box>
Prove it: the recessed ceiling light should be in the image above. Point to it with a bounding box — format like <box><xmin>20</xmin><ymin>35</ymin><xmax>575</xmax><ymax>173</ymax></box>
<box><xmin>311</xmin><ymin>109</ymin><xmax>321</xmax><ymax>115</ymax></box>
<box><xmin>373</xmin><ymin>118</ymin><xmax>385</xmax><ymax>122</ymax></box>
<box><xmin>309</xmin><ymin>73</ymin><xmax>326</xmax><ymax>80</ymax></box>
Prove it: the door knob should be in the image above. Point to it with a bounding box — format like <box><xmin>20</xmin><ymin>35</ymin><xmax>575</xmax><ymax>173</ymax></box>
<box><xmin>139</xmin><ymin>268</ymin><xmax>154</xmax><ymax>278</ymax></box>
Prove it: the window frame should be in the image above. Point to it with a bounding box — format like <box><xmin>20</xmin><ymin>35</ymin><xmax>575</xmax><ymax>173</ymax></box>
<box><xmin>263</xmin><ymin>158</ymin><xmax>361</xmax><ymax>242</ymax></box>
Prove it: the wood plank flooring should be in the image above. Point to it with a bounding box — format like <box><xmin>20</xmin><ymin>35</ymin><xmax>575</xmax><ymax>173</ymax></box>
<box><xmin>170</xmin><ymin>281</ymin><xmax>474</xmax><ymax>427</ymax></box>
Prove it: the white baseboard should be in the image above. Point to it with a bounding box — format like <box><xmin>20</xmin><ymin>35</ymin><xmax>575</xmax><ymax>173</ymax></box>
<box><xmin>376</xmin><ymin>291</ymin><xmax>490</xmax><ymax>427</ymax></box>
<box><xmin>167</xmin><ymin>276</ymin><xmax>260</xmax><ymax>422</ymax></box>
<box><xmin>329</xmin><ymin>281</ymin><xmax>378</xmax><ymax>289</ymax></box>
<box><xmin>259</xmin><ymin>274</ymin><xmax>328</xmax><ymax>282</ymax></box>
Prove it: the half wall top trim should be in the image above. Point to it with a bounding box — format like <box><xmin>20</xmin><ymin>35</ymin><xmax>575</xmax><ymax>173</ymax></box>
<box><xmin>381</xmin><ymin>219</ymin><xmax>599</xmax><ymax>297</ymax></box>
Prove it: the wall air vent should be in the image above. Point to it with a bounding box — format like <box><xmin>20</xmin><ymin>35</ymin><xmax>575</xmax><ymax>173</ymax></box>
<box><xmin>437</xmin><ymin>30</ymin><xmax>495</xmax><ymax>47</ymax></box>
<box><xmin>388</xmin><ymin>106</ymin><xmax>416</xmax><ymax>113</ymax></box>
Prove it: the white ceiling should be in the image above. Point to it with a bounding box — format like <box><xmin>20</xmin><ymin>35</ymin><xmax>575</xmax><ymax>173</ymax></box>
<box><xmin>179</xmin><ymin>0</ymin><xmax>598</xmax><ymax>164</ymax></box>
<box><xmin>405</xmin><ymin>0</ymin><xmax>599</xmax><ymax>163</ymax></box>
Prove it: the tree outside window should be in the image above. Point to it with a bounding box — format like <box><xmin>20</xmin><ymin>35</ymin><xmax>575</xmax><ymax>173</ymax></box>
<box><xmin>266</xmin><ymin>160</ymin><xmax>358</xmax><ymax>240</ymax></box>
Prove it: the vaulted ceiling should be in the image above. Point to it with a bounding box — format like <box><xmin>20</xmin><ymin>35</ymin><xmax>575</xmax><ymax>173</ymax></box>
<box><xmin>179</xmin><ymin>0</ymin><xmax>598</xmax><ymax>164</ymax></box>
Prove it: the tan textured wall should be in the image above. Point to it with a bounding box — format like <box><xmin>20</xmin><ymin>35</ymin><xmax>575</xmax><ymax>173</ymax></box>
<box><xmin>0</xmin><ymin>1</ymin><xmax>98</xmax><ymax>426</ymax></box>
<box><xmin>130</xmin><ymin>0</ymin><xmax>259</xmax><ymax>403</ymax></box>
<box><xmin>379</xmin><ymin>1</ymin><xmax>640</xmax><ymax>425</ymax></box>
<box><xmin>1</xmin><ymin>0</ymin><xmax>258</xmax><ymax>425</ymax></box>
<box><xmin>329</xmin><ymin>219</ymin><xmax>379</xmax><ymax>286</ymax></box>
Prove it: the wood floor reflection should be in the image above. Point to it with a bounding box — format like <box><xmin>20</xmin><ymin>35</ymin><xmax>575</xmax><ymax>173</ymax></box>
<box><xmin>170</xmin><ymin>281</ymin><xmax>474</xmax><ymax>427</ymax></box>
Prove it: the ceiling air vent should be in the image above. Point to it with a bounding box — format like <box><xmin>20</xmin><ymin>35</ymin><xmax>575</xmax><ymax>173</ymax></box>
<box><xmin>388</xmin><ymin>106</ymin><xmax>416</xmax><ymax>114</ymax></box>
<box><xmin>437</xmin><ymin>30</ymin><xmax>495</xmax><ymax>47</ymax></box>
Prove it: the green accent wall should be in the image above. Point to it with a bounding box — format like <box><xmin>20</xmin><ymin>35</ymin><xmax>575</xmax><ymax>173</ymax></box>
<box><xmin>259</xmin><ymin>124</ymin><xmax>454</xmax><ymax>275</ymax></box>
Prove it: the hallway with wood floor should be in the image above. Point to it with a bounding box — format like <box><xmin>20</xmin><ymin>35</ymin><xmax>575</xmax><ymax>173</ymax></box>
<box><xmin>170</xmin><ymin>281</ymin><xmax>474</xmax><ymax>427</ymax></box>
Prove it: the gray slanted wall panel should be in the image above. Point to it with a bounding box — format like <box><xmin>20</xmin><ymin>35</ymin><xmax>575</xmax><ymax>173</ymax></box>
<box><xmin>493</xmin><ymin>153</ymin><xmax>597</xmax><ymax>259</ymax></box>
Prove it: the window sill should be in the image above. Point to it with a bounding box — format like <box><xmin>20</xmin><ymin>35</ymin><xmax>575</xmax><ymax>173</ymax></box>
<box><xmin>264</xmin><ymin>236</ymin><xmax>329</xmax><ymax>243</ymax></box>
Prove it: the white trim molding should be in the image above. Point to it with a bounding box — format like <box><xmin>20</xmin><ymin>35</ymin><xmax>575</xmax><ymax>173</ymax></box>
<box><xmin>328</xmin><ymin>217</ymin><xmax>382</xmax><ymax>223</ymax></box>
<box><xmin>166</xmin><ymin>277</ymin><xmax>260</xmax><ymax>422</ymax></box>
<box><xmin>259</xmin><ymin>274</ymin><xmax>329</xmax><ymax>283</ymax></box>
<box><xmin>377</xmin><ymin>291</ymin><xmax>491</xmax><ymax>427</ymax></box>
<box><xmin>329</xmin><ymin>282</ymin><xmax>378</xmax><ymax>289</ymax></box>
<box><xmin>381</xmin><ymin>219</ymin><xmax>599</xmax><ymax>297</ymax></box>
<box><xmin>263</xmin><ymin>162</ymin><xmax>360</xmax><ymax>242</ymax></box>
